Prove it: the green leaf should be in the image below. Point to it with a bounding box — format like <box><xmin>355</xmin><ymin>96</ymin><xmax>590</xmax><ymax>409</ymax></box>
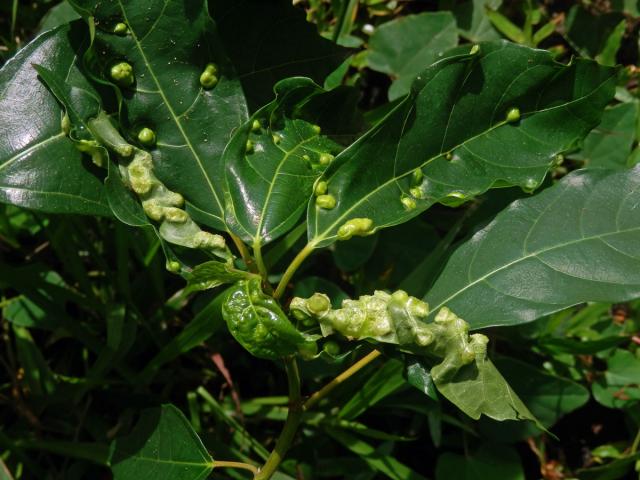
<box><xmin>109</xmin><ymin>404</ymin><xmax>214</xmax><ymax>480</ymax></box>
<box><xmin>570</xmin><ymin>102</ymin><xmax>638</xmax><ymax>169</ymax></box>
<box><xmin>478</xmin><ymin>357</ymin><xmax>589</xmax><ymax>441</ymax></box>
<box><xmin>592</xmin><ymin>349</ymin><xmax>640</xmax><ymax>409</ymax></box>
<box><xmin>69</xmin><ymin>0</ymin><xmax>248</xmax><ymax>230</ymax></box>
<box><xmin>596</xmin><ymin>19</ymin><xmax>626</xmax><ymax>66</ymax></box>
<box><xmin>339</xmin><ymin>359</ymin><xmax>406</xmax><ymax>419</ymax></box>
<box><xmin>577</xmin><ymin>451</ymin><xmax>640</xmax><ymax>480</ymax></box>
<box><xmin>366</xmin><ymin>12</ymin><xmax>458</xmax><ymax>101</ymax></box>
<box><xmin>0</xmin><ymin>23</ymin><xmax>109</xmax><ymax>215</ymax></box>
<box><xmin>434</xmin><ymin>355</ymin><xmax>539</xmax><ymax>425</ymax></box>
<box><xmin>307</xmin><ymin>41</ymin><xmax>616</xmax><ymax>248</ymax></box>
<box><xmin>224</xmin><ymin>78</ymin><xmax>343</xmax><ymax>247</ymax></box>
<box><xmin>209</xmin><ymin>0</ymin><xmax>350</xmax><ymax>111</ymax></box>
<box><xmin>485</xmin><ymin>9</ymin><xmax>526</xmax><ymax>44</ymax></box>
<box><xmin>223</xmin><ymin>278</ymin><xmax>317</xmax><ymax>360</ymax></box>
<box><xmin>38</xmin><ymin>2</ymin><xmax>81</xmax><ymax>34</ymax></box>
<box><xmin>185</xmin><ymin>261</ymin><xmax>253</xmax><ymax>292</ymax></box>
<box><xmin>453</xmin><ymin>0</ymin><xmax>502</xmax><ymax>43</ymax></box>
<box><xmin>565</xmin><ymin>6</ymin><xmax>626</xmax><ymax>60</ymax></box>
<box><xmin>426</xmin><ymin>166</ymin><xmax>640</xmax><ymax>329</ymax></box>
<box><xmin>13</xmin><ymin>325</ymin><xmax>56</xmax><ymax>397</ymax></box>
<box><xmin>436</xmin><ymin>444</ymin><xmax>524</xmax><ymax>480</ymax></box>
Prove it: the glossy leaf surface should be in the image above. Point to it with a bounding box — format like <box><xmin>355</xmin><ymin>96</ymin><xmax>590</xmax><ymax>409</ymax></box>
<box><xmin>69</xmin><ymin>0</ymin><xmax>248</xmax><ymax>230</ymax></box>
<box><xmin>367</xmin><ymin>12</ymin><xmax>458</xmax><ymax>101</ymax></box>
<box><xmin>426</xmin><ymin>166</ymin><xmax>640</xmax><ymax>328</ymax></box>
<box><xmin>110</xmin><ymin>404</ymin><xmax>213</xmax><ymax>480</ymax></box>
<box><xmin>225</xmin><ymin>78</ymin><xmax>343</xmax><ymax>246</ymax></box>
<box><xmin>0</xmin><ymin>23</ymin><xmax>109</xmax><ymax>215</ymax></box>
<box><xmin>308</xmin><ymin>41</ymin><xmax>616</xmax><ymax>248</ymax></box>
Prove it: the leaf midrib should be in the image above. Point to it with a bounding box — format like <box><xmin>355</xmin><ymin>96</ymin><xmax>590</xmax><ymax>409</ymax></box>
<box><xmin>116</xmin><ymin>0</ymin><xmax>223</xmax><ymax>220</ymax></box>
<box><xmin>430</xmin><ymin>225</ymin><xmax>640</xmax><ymax>313</ymax></box>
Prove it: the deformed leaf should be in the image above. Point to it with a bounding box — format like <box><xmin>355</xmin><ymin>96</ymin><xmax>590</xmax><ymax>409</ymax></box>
<box><xmin>291</xmin><ymin>291</ymin><xmax>540</xmax><ymax>425</ymax></box>
<box><xmin>223</xmin><ymin>278</ymin><xmax>317</xmax><ymax>360</ymax></box>
<box><xmin>426</xmin><ymin>166</ymin><xmax>640</xmax><ymax>329</ymax></box>
<box><xmin>110</xmin><ymin>404</ymin><xmax>213</xmax><ymax>480</ymax></box>
<box><xmin>307</xmin><ymin>41</ymin><xmax>616</xmax><ymax>248</ymax></box>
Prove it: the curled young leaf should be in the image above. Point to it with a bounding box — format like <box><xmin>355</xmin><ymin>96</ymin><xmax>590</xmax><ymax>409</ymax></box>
<box><xmin>222</xmin><ymin>279</ymin><xmax>317</xmax><ymax>360</ymax></box>
<box><xmin>291</xmin><ymin>290</ymin><xmax>541</xmax><ymax>426</ymax></box>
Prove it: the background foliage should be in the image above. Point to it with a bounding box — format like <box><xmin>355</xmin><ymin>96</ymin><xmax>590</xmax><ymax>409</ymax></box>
<box><xmin>1</xmin><ymin>1</ymin><xmax>640</xmax><ymax>479</ymax></box>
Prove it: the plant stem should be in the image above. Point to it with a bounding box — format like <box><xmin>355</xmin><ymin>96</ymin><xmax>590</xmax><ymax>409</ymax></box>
<box><xmin>255</xmin><ymin>357</ymin><xmax>302</xmax><ymax>480</ymax></box>
<box><xmin>229</xmin><ymin>232</ymin><xmax>257</xmax><ymax>273</ymax></box>
<box><xmin>213</xmin><ymin>460</ymin><xmax>259</xmax><ymax>475</ymax></box>
<box><xmin>273</xmin><ymin>243</ymin><xmax>315</xmax><ymax>300</ymax></box>
<box><xmin>253</xmin><ymin>241</ymin><xmax>269</xmax><ymax>281</ymax></box>
<box><xmin>631</xmin><ymin>427</ymin><xmax>640</xmax><ymax>454</ymax></box>
<box><xmin>304</xmin><ymin>349</ymin><xmax>381</xmax><ymax>411</ymax></box>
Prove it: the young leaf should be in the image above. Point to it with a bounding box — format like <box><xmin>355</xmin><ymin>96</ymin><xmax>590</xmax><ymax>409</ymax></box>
<box><xmin>68</xmin><ymin>0</ymin><xmax>248</xmax><ymax>230</ymax></box>
<box><xmin>185</xmin><ymin>261</ymin><xmax>253</xmax><ymax>292</ymax></box>
<box><xmin>109</xmin><ymin>404</ymin><xmax>214</xmax><ymax>480</ymax></box>
<box><xmin>307</xmin><ymin>41</ymin><xmax>616</xmax><ymax>248</ymax></box>
<box><xmin>224</xmin><ymin>78</ymin><xmax>343</xmax><ymax>247</ymax></box>
<box><xmin>0</xmin><ymin>22</ymin><xmax>109</xmax><ymax>215</ymax></box>
<box><xmin>426</xmin><ymin>165</ymin><xmax>640</xmax><ymax>329</ymax></box>
<box><xmin>366</xmin><ymin>12</ymin><xmax>458</xmax><ymax>101</ymax></box>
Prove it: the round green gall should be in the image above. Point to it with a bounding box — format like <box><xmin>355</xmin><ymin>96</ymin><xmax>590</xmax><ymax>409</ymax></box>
<box><xmin>307</xmin><ymin>293</ymin><xmax>330</xmax><ymax>314</ymax></box>
<box><xmin>245</xmin><ymin>139</ymin><xmax>254</xmax><ymax>153</ymax></box>
<box><xmin>409</xmin><ymin>187</ymin><xmax>423</xmax><ymax>199</ymax></box>
<box><xmin>314</xmin><ymin>180</ymin><xmax>328</xmax><ymax>196</ymax></box>
<box><xmin>311</xmin><ymin>124</ymin><xmax>321</xmax><ymax>134</ymax></box>
<box><xmin>323</xmin><ymin>340</ymin><xmax>341</xmax><ymax>356</ymax></box>
<box><xmin>272</xmin><ymin>133</ymin><xmax>282</xmax><ymax>145</ymax></box>
<box><xmin>110</xmin><ymin>62</ymin><xmax>134</xmax><ymax>87</ymax></box>
<box><xmin>200</xmin><ymin>63</ymin><xmax>219</xmax><ymax>89</ymax></box>
<box><xmin>113</xmin><ymin>22</ymin><xmax>128</xmax><ymax>35</ymax></box>
<box><xmin>401</xmin><ymin>195</ymin><xmax>416</xmax><ymax>210</ymax></box>
<box><xmin>137</xmin><ymin>127</ymin><xmax>156</xmax><ymax>146</ymax></box>
<box><xmin>506</xmin><ymin>107</ymin><xmax>520</xmax><ymax>123</ymax></box>
<box><xmin>166</xmin><ymin>260</ymin><xmax>181</xmax><ymax>272</ymax></box>
<box><xmin>318</xmin><ymin>153</ymin><xmax>334</xmax><ymax>166</ymax></box>
<box><xmin>469</xmin><ymin>44</ymin><xmax>480</xmax><ymax>55</ymax></box>
<box><xmin>251</xmin><ymin>119</ymin><xmax>262</xmax><ymax>132</ymax></box>
<box><xmin>316</xmin><ymin>194</ymin><xmax>336</xmax><ymax>209</ymax></box>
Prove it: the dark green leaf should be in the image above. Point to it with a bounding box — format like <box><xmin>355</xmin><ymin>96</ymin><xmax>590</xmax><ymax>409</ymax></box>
<box><xmin>570</xmin><ymin>102</ymin><xmax>638</xmax><ymax>169</ymax></box>
<box><xmin>209</xmin><ymin>0</ymin><xmax>350</xmax><ymax>111</ymax></box>
<box><xmin>366</xmin><ymin>12</ymin><xmax>458</xmax><ymax>100</ymax></box>
<box><xmin>577</xmin><ymin>451</ymin><xmax>640</xmax><ymax>480</ymax></box>
<box><xmin>69</xmin><ymin>0</ymin><xmax>248</xmax><ymax>230</ymax></box>
<box><xmin>426</xmin><ymin>166</ymin><xmax>640</xmax><ymax>329</ymax></box>
<box><xmin>479</xmin><ymin>357</ymin><xmax>589</xmax><ymax>441</ymax></box>
<box><xmin>0</xmin><ymin>23</ymin><xmax>109</xmax><ymax>215</ymax></box>
<box><xmin>109</xmin><ymin>404</ymin><xmax>213</xmax><ymax>480</ymax></box>
<box><xmin>565</xmin><ymin>6</ymin><xmax>626</xmax><ymax>60</ymax></box>
<box><xmin>453</xmin><ymin>0</ymin><xmax>502</xmax><ymax>43</ymax></box>
<box><xmin>308</xmin><ymin>41</ymin><xmax>615</xmax><ymax>248</ymax></box>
